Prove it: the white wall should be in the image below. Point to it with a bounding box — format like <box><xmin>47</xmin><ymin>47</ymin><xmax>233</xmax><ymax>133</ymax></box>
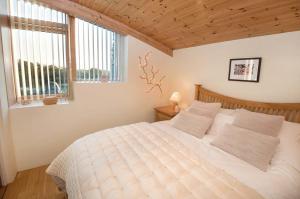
<box><xmin>0</xmin><ymin>0</ymin><xmax>17</xmax><ymax>184</ymax></box>
<box><xmin>169</xmin><ymin>31</ymin><xmax>300</xmax><ymax>105</ymax></box>
<box><xmin>0</xmin><ymin>29</ymin><xmax>17</xmax><ymax>184</ymax></box>
<box><xmin>9</xmin><ymin>36</ymin><xmax>173</xmax><ymax>171</ymax></box>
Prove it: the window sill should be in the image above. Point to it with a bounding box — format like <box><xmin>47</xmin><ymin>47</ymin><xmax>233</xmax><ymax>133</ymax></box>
<box><xmin>10</xmin><ymin>98</ymin><xmax>69</xmax><ymax>110</ymax></box>
<box><xmin>75</xmin><ymin>80</ymin><xmax>124</xmax><ymax>84</ymax></box>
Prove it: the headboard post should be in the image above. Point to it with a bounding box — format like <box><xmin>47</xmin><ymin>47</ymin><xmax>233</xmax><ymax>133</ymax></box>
<box><xmin>194</xmin><ymin>84</ymin><xmax>202</xmax><ymax>100</ymax></box>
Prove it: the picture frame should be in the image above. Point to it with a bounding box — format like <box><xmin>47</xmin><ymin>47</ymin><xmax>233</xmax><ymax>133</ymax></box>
<box><xmin>228</xmin><ymin>57</ymin><xmax>262</xmax><ymax>82</ymax></box>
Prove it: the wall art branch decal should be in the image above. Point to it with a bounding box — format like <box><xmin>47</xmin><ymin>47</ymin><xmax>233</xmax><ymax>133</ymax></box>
<box><xmin>138</xmin><ymin>52</ymin><xmax>165</xmax><ymax>95</ymax></box>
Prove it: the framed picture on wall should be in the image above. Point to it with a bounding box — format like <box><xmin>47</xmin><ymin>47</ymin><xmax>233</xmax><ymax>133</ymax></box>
<box><xmin>228</xmin><ymin>57</ymin><xmax>262</xmax><ymax>82</ymax></box>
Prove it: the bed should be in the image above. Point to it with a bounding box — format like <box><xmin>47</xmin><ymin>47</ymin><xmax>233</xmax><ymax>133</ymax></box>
<box><xmin>47</xmin><ymin>84</ymin><xmax>300</xmax><ymax>199</ymax></box>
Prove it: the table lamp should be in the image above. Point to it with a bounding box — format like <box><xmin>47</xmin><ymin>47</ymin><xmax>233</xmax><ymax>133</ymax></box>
<box><xmin>169</xmin><ymin>91</ymin><xmax>181</xmax><ymax>112</ymax></box>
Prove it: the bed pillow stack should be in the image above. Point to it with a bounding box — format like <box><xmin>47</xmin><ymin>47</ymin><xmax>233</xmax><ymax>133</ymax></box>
<box><xmin>172</xmin><ymin>101</ymin><xmax>221</xmax><ymax>138</ymax></box>
<box><xmin>211</xmin><ymin>109</ymin><xmax>284</xmax><ymax>171</ymax></box>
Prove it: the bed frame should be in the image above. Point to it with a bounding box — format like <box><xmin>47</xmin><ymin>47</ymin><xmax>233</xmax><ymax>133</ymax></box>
<box><xmin>194</xmin><ymin>84</ymin><xmax>300</xmax><ymax>123</ymax></box>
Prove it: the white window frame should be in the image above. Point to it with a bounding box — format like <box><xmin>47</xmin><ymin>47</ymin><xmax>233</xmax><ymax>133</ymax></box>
<box><xmin>9</xmin><ymin>0</ymin><xmax>70</xmax><ymax>103</ymax></box>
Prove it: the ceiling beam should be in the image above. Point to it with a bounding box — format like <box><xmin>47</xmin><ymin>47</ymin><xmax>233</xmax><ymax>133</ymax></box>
<box><xmin>37</xmin><ymin>0</ymin><xmax>173</xmax><ymax>56</ymax></box>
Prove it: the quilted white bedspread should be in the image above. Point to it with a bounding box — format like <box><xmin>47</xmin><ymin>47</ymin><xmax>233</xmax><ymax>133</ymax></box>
<box><xmin>47</xmin><ymin>122</ymin><xmax>264</xmax><ymax>199</ymax></box>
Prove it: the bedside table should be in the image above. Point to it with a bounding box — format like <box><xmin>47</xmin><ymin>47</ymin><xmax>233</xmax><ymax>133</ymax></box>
<box><xmin>154</xmin><ymin>105</ymin><xmax>178</xmax><ymax>122</ymax></box>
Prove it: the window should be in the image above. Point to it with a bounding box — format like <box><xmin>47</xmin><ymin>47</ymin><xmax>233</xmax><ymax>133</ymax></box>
<box><xmin>8</xmin><ymin>0</ymin><xmax>126</xmax><ymax>105</ymax></box>
<box><xmin>75</xmin><ymin>19</ymin><xmax>124</xmax><ymax>82</ymax></box>
<box><xmin>10</xmin><ymin>0</ymin><xmax>69</xmax><ymax>102</ymax></box>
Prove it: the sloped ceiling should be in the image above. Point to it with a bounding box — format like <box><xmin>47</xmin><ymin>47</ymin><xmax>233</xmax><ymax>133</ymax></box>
<box><xmin>72</xmin><ymin>0</ymin><xmax>300</xmax><ymax>50</ymax></box>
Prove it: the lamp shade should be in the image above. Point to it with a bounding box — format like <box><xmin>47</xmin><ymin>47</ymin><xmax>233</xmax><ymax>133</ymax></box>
<box><xmin>169</xmin><ymin>92</ymin><xmax>181</xmax><ymax>103</ymax></box>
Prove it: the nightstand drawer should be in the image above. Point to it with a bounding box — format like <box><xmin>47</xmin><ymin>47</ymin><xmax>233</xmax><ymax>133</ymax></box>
<box><xmin>154</xmin><ymin>105</ymin><xmax>178</xmax><ymax>122</ymax></box>
<box><xmin>155</xmin><ymin>112</ymin><xmax>172</xmax><ymax>121</ymax></box>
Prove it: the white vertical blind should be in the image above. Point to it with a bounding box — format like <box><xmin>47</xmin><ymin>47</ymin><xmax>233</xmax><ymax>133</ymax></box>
<box><xmin>10</xmin><ymin>0</ymin><xmax>69</xmax><ymax>102</ymax></box>
<box><xmin>75</xmin><ymin>18</ymin><xmax>123</xmax><ymax>82</ymax></box>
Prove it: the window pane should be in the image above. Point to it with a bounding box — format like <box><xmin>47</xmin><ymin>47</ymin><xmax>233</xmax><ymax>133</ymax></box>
<box><xmin>10</xmin><ymin>0</ymin><xmax>65</xmax><ymax>23</ymax></box>
<box><xmin>10</xmin><ymin>0</ymin><xmax>69</xmax><ymax>101</ymax></box>
<box><xmin>75</xmin><ymin>18</ymin><xmax>123</xmax><ymax>82</ymax></box>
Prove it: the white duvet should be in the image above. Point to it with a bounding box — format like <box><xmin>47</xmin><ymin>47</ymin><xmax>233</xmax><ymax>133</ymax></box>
<box><xmin>47</xmin><ymin>122</ymin><xmax>300</xmax><ymax>199</ymax></box>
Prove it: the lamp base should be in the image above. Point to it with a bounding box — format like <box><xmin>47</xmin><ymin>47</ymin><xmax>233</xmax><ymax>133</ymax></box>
<box><xmin>174</xmin><ymin>105</ymin><xmax>180</xmax><ymax>113</ymax></box>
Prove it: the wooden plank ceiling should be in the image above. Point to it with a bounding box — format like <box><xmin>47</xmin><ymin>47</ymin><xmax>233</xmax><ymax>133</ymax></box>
<box><xmin>71</xmin><ymin>0</ymin><xmax>300</xmax><ymax>51</ymax></box>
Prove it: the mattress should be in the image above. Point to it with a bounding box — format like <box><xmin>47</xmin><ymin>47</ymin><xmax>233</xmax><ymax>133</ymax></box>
<box><xmin>47</xmin><ymin>122</ymin><xmax>264</xmax><ymax>199</ymax></box>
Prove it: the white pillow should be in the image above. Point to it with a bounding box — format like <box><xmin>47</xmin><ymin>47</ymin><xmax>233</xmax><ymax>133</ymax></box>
<box><xmin>187</xmin><ymin>101</ymin><xmax>221</xmax><ymax>119</ymax></box>
<box><xmin>208</xmin><ymin>113</ymin><xmax>235</xmax><ymax>135</ymax></box>
<box><xmin>211</xmin><ymin>124</ymin><xmax>280</xmax><ymax>171</ymax></box>
<box><xmin>272</xmin><ymin>121</ymin><xmax>300</xmax><ymax>172</ymax></box>
<box><xmin>172</xmin><ymin>111</ymin><xmax>212</xmax><ymax>138</ymax></box>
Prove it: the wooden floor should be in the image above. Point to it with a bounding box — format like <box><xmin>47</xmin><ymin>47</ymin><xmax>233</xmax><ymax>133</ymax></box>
<box><xmin>0</xmin><ymin>186</ymin><xmax>6</xmax><ymax>199</ymax></box>
<box><xmin>3</xmin><ymin>166</ymin><xmax>66</xmax><ymax>199</ymax></box>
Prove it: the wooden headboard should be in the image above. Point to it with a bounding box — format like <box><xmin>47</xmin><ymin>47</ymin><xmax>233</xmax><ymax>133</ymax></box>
<box><xmin>194</xmin><ymin>84</ymin><xmax>300</xmax><ymax>123</ymax></box>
